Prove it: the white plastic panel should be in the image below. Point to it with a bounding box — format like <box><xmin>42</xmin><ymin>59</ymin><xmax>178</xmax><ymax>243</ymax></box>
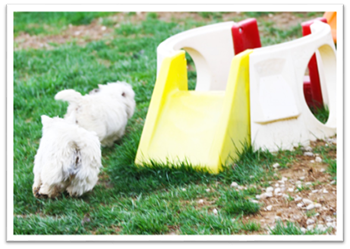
<box><xmin>250</xmin><ymin>21</ymin><xmax>337</xmax><ymax>152</ymax></box>
<box><xmin>315</xmin><ymin>50</ymin><xmax>329</xmax><ymax>106</ymax></box>
<box><xmin>257</xmin><ymin>75</ymin><xmax>300</xmax><ymax>123</ymax></box>
<box><xmin>157</xmin><ymin>22</ymin><xmax>235</xmax><ymax>91</ymax></box>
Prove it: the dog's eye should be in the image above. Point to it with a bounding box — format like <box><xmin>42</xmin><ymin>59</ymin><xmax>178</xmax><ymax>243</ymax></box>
<box><xmin>121</xmin><ymin>92</ymin><xmax>126</xmax><ymax>97</ymax></box>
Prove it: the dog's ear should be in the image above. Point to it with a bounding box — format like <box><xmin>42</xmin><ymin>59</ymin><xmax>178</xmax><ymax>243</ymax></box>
<box><xmin>41</xmin><ymin>115</ymin><xmax>52</xmax><ymax>126</ymax></box>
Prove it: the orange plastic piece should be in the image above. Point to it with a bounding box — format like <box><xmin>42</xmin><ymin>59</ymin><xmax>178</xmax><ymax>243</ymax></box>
<box><xmin>323</xmin><ymin>12</ymin><xmax>337</xmax><ymax>43</ymax></box>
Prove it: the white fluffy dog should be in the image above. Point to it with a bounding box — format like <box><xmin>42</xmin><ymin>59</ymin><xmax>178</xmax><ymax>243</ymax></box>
<box><xmin>33</xmin><ymin>115</ymin><xmax>102</xmax><ymax>198</ymax></box>
<box><xmin>55</xmin><ymin>81</ymin><xmax>136</xmax><ymax>147</ymax></box>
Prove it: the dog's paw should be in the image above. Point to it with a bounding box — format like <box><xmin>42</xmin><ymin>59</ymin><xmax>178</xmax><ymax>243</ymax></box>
<box><xmin>49</xmin><ymin>189</ymin><xmax>62</xmax><ymax>199</ymax></box>
<box><xmin>33</xmin><ymin>186</ymin><xmax>41</xmax><ymax>198</ymax></box>
<box><xmin>33</xmin><ymin>186</ymin><xmax>48</xmax><ymax>199</ymax></box>
<box><xmin>35</xmin><ymin>184</ymin><xmax>62</xmax><ymax>199</ymax></box>
<box><xmin>101</xmin><ymin>138</ymin><xmax>118</xmax><ymax>147</ymax></box>
<box><xmin>67</xmin><ymin>191</ymin><xmax>79</xmax><ymax>198</ymax></box>
<box><xmin>66</xmin><ymin>186</ymin><xmax>79</xmax><ymax>197</ymax></box>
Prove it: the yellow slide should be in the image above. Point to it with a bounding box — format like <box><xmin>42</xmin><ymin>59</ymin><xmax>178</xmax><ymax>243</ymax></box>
<box><xmin>135</xmin><ymin>50</ymin><xmax>252</xmax><ymax>174</ymax></box>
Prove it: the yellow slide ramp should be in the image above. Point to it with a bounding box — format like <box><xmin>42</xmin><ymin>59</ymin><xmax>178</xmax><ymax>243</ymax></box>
<box><xmin>135</xmin><ymin>49</ymin><xmax>252</xmax><ymax>174</ymax></box>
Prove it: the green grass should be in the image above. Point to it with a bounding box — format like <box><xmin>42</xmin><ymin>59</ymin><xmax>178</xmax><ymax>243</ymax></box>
<box><xmin>14</xmin><ymin>12</ymin><xmax>115</xmax><ymax>36</ymax></box>
<box><xmin>306</xmin><ymin>209</ymin><xmax>318</xmax><ymax>218</ymax></box>
<box><xmin>312</xmin><ymin>105</ymin><xmax>330</xmax><ymax>124</ymax></box>
<box><xmin>325</xmin><ymin>158</ymin><xmax>337</xmax><ymax>181</ymax></box>
<box><xmin>197</xmin><ymin>12</ymin><xmax>224</xmax><ymax>20</ymax></box>
<box><xmin>269</xmin><ymin>221</ymin><xmax>331</xmax><ymax>235</ymax></box>
<box><xmin>312</xmin><ymin>139</ymin><xmax>337</xmax><ymax>181</ymax></box>
<box><xmin>13</xmin><ymin>11</ymin><xmax>334</xmax><ymax>235</ymax></box>
<box><xmin>216</xmin><ymin>189</ymin><xmax>261</xmax><ymax>215</ymax></box>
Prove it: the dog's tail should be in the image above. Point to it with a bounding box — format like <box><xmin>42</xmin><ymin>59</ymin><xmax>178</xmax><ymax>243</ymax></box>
<box><xmin>55</xmin><ymin>89</ymin><xmax>82</xmax><ymax>104</ymax></box>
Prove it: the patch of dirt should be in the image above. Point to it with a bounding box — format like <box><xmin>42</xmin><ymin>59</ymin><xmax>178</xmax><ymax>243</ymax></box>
<box><xmin>164</xmin><ymin>137</ymin><xmax>337</xmax><ymax>235</ymax></box>
<box><xmin>244</xmin><ymin>137</ymin><xmax>337</xmax><ymax>235</ymax></box>
<box><xmin>14</xmin><ymin>18</ymin><xmax>115</xmax><ymax>50</ymax></box>
<box><xmin>196</xmin><ymin>198</ymin><xmax>217</xmax><ymax>210</ymax></box>
<box><xmin>14</xmin><ymin>12</ymin><xmax>320</xmax><ymax>50</ymax></box>
<box><xmin>166</xmin><ymin>225</ymin><xmax>181</xmax><ymax>235</ymax></box>
<box><xmin>259</xmin><ymin>12</ymin><xmax>312</xmax><ymax>29</ymax></box>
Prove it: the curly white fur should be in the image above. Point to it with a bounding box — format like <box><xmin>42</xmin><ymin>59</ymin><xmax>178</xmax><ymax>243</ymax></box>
<box><xmin>33</xmin><ymin>115</ymin><xmax>102</xmax><ymax>198</ymax></box>
<box><xmin>55</xmin><ymin>81</ymin><xmax>136</xmax><ymax>147</ymax></box>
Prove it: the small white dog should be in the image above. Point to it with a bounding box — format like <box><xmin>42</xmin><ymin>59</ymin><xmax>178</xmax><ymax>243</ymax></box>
<box><xmin>55</xmin><ymin>81</ymin><xmax>136</xmax><ymax>147</ymax></box>
<box><xmin>33</xmin><ymin>115</ymin><xmax>102</xmax><ymax>198</ymax></box>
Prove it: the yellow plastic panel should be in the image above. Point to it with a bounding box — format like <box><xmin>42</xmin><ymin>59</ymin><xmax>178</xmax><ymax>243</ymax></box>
<box><xmin>210</xmin><ymin>49</ymin><xmax>252</xmax><ymax>170</ymax></box>
<box><xmin>135</xmin><ymin>50</ymin><xmax>252</xmax><ymax>174</ymax></box>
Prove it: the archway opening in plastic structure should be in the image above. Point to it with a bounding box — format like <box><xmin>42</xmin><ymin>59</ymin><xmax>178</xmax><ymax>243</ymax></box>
<box><xmin>184</xmin><ymin>51</ymin><xmax>197</xmax><ymax>90</ymax></box>
<box><xmin>302</xmin><ymin>45</ymin><xmax>334</xmax><ymax>125</ymax></box>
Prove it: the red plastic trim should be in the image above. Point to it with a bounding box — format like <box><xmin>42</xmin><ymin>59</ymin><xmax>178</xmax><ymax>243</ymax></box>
<box><xmin>301</xmin><ymin>17</ymin><xmax>327</xmax><ymax>109</ymax></box>
<box><xmin>231</xmin><ymin>18</ymin><xmax>262</xmax><ymax>55</ymax></box>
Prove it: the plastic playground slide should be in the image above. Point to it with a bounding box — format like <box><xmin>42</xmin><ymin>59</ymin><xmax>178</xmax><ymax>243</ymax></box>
<box><xmin>135</xmin><ymin>19</ymin><xmax>337</xmax><ymax>174</ymax></box>
<box><xmin>135</xmin><ymin>50</ymin><xmax>252</xmax><ymax>174</ymax></box>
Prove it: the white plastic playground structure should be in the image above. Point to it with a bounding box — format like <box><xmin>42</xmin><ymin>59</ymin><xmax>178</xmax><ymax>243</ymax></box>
<box><xmin>155</xmin><ymin>20</ymin><xmax>336</xmax><ymax>152</ymax></box>
<box><xmin>316</xmin><ymin>50</ymin><xmax>330</xmax><ymax>106</ymax></box>
<box><xmin>157</xmin><ymin>21</ymin><xmax>235</xmax><ymax>91</ymax></box>
<box><xmin>250</xmin><ymin>21</ymin><xmax>336</xmax><ymax>151</ymax></box>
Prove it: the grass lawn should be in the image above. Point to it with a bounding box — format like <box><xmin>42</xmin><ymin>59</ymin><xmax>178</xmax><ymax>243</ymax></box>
<box><xmin>12</xmin><ymin>11</ymin><xmax>336</xmax><ymax>235</ymax></box>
